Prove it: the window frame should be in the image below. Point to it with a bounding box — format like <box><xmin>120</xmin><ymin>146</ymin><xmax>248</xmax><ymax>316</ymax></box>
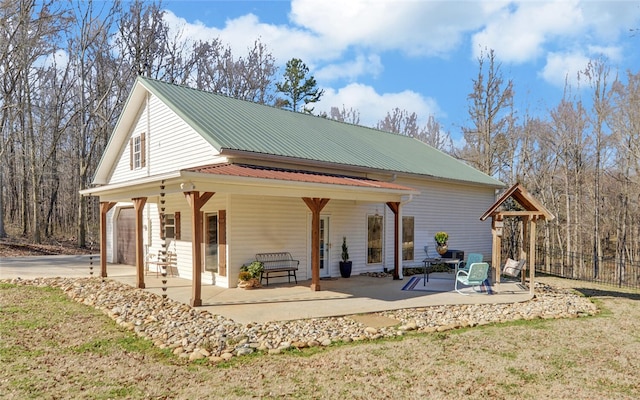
<box><xmin>367</xmin><ymin>214</ymin><xmax>383</xmax><ymax>264</ymax></box>
<box><xmin>402</xmin><ymin>216</ymin><xmax>415</xmax><ymax>261</ymax></box>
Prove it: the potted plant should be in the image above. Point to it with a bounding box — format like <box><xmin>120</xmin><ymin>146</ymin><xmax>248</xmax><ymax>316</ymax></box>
<box><xmin>434</xmin><ymin>231</ymin><xmax>449</xmax><ymax>256</ymax></box>
<box><xmin>238</xmin><ymin>261</ymin><xmax>263</xmax><ymax>289</ymax></box>
<box><xmin>339</xmin><ymin>236</ymin><xmax>352</xmax><ymax>278</ymax></box>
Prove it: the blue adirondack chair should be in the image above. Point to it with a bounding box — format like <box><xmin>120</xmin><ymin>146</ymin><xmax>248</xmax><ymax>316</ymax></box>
<box><xmin>455</xmin><ymin>262</ymin><xmax>490</xmax><ymax>295</ymax></box>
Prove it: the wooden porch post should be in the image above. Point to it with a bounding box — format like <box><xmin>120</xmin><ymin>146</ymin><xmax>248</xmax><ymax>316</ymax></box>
<box><xmin>218</xmin><ymin>210</ymin><xmax>227</xmax><ymax>277</ymax></box>
<box><xmin>529</xmin><ymin>217</ymin><xmax>537</xmax><ymax>296</ymax></box>
<box><xmin>492</xmin><ymin>217</ymin><xmax>502</xmax><ymax>285</ymax></box>
<box><xmin>184</xmin><ymin>191</ymin><xmax>215</xmax><ymax>306</ymax></box>
<box><xmin>99</xmin><ymin>202</ymin><xmax>116</xmax><ymax>278</ymax></box>
<box><xmin>386</xmin><ymin>202</ymin><xmax>400</xmax><ymax>280</ymax></box>
<box><xmin>302</xmin><ymin>197</ymin><xmax>330</xmax><ymax>291</ymax></box>
<box><xmin>521</xmin><ymin>216</ymin><xmax>529</xmax><ymax>286</ymax></box>
<box><xmin>132</xmin><ymin>197</ymin><xmax>147</xmax><ymax>289</ymax></box>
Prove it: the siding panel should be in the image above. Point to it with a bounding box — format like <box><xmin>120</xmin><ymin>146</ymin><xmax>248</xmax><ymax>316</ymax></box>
<box><xmin>109</xmin><ymin>94</ymin><xmax>219</xmax><ymax>184</ymax></box>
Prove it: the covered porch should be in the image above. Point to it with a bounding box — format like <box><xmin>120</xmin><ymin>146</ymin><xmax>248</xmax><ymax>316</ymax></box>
<box><xmin>81</xmin><ymin>163</ymin><xmax>420</xmax><ymax>307</ymax></box>
<box><xmin>110</xmin><ymin>269</ymin><xmax>531</xmax><ymax>324</ymax></box>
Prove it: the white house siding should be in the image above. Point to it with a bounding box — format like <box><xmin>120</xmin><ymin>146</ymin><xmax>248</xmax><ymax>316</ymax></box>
<box><xmin>106</xmin><ymin>181</ymin><xmax>496</xmax><ymax>287</ymax></box>
<box><xmin>227</xmin><ymin>195</ymin><xmax>310</xmax><ymax>286</ymax></box>
<box><xmin>383</xmin><ymin>177</ymin><xmax>496</xmax><ymax>267</ymax></box>
<box><xmin>109</xmin><ymin>94</ymin><xmax>219</xmax><ymax>184</ymax></box>
<box><xmin>320</xmin><ymin>200</ymin><xmax>379</xmax><ymax>277</ymax></box>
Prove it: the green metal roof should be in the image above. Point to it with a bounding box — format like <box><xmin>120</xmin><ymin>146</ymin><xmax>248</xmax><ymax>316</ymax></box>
<box><xmin>138</xmin><ymin>76</ymin><xmax>503</xmax><ymax>187</ymax></box>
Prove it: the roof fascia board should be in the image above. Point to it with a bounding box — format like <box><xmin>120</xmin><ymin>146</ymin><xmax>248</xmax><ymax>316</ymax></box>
<box><xmin>80</xmin><ymin>172</ymin><xmax>183</xmax><ymax>197</ymax></box>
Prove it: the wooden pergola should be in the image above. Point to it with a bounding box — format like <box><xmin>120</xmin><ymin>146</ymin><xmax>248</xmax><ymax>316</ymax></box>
<box><xmin>480</xmin><ymin>183</ymin><xmax>555</xmax><ymax>295</ymax></box>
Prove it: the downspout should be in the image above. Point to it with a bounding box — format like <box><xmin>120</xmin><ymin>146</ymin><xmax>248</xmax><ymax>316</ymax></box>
<box><xmin>397</xmin><ymin>194</ymin><xmax>414</xmax><ymax>279</ymax></box>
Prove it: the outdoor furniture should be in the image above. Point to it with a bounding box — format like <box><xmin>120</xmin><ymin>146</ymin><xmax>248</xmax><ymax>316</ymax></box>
<box><xmin>455</xmin><ymin>262</ymin><xmax>489</xmax><ymax>295</ymax></box>
<box><xmin>147</xmin><ymin>251</ymin><xmax>177</xmax><ymax>277</ymax></box>
<box><xmin>255</xmin><ymin>252</ymin><xmax>299</xmax><ymax>286</ymax></box>
<box><xmin>502</xmin><ymin>258</ymin><xmax>526</xmax><ymax>278</ymax></box>
<box><xmin>421</xmin><ymin>256</ymin><xmax>461</xmax><ymax>285</ymax></box>
<box><xmin>457</xmin><ymin>253</ymin><xmax>483</xmax><ymax>274</ymax></box>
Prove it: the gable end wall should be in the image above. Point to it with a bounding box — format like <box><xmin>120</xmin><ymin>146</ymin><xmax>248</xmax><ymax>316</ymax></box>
<box><xmin>109</xmin><ymin>93</ymin><xmax>220</xmax><ymax>184</ymax></box>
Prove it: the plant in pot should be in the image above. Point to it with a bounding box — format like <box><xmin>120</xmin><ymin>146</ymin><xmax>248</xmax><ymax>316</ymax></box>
<box><xmin>339</xmin><ymin>236</ymin><xmax>352</xmax><ymax>278</ymax></box>
<box><xmin>434</xmin><ymin>231</ymin><xmax>449</xmax><ymax>256</ymax></box>
<box><xmin>238</xmin><ymin>261</ymin><xmax>263</xmax><ymax>289</ymax></box>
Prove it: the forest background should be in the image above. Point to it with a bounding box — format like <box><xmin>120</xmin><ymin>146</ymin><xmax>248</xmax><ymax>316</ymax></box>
<box><xmin>1</xmin><ymin>0</ymin><xmax>639</xmax><ymax>286</ymax></box>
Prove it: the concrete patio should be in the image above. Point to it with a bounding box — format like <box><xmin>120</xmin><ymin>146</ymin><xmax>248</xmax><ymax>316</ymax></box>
<box><xmin>0</xmin><ymin>255</ymin><xmax>532</xmax><ymax>324</ymax></box>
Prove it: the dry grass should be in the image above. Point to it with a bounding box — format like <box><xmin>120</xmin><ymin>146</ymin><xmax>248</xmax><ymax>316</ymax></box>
<box><xmin>1</xmin><ymin>277</ymin><xmax>639</xmax><ymax>399</ymax></box>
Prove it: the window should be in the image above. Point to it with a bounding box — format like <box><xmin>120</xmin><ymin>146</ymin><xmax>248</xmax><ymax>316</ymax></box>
<box><xmin>367</xmin><ymin>214</ymin><xmax>383</xmax><ymax>264</ymax></box>
<box><xmin>402</xmin><ymin>216</ymin><xmax>414</xmax><ymax>261</ymax></box>
<box><xmin>129</xmin><ymin>132</ymin><xmax>146</xmax><ymax>170</ymax></box>
<box><xmin>164</xmin><ymin>214</ymin><xmax>175</xmax><ymax>239</ymax></box>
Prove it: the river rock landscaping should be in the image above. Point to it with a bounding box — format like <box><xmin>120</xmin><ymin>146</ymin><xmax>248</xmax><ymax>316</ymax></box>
<box><xmin>2</xmin><ymin>276</ymin><xmax>597</xmax><ymax>364</ymax></box>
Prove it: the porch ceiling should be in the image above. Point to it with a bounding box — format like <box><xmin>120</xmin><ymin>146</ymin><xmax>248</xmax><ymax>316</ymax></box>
<box><xmin>81</xmin><ymin>163</ymin><xmax>419</xmax><ymax>203</ymax></box>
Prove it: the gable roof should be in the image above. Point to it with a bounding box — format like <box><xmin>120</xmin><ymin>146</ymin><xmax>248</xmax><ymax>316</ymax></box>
<box><xmin>480</xmin><ymin>182</ymin><xmax>555</xmax><ymax>221</ymax></box>
<box><xmin>135</xmin><ymin>77</ymin><xmax>502</xmax><ymax>188</ymax></box>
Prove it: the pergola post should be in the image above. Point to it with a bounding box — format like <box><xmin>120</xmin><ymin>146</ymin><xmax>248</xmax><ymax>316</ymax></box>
<box><xmin>302</xmin><ymin>197</ymin><xmax>330</xmax><ymax>291</ymax></box>
<box><xmin>99</xmin><ymin>202</ymin><xmax>116</xmax><ymax>278</ymax></box>
<box><xmin>184</xmin><ymin>191</ymin><xmax>215</xmax><ymax>306</ymax></box>
<box><xmin>529</xmin><ymin>217</ymin><xmax>537</xmax><ymax>295</ymax></box>
<box><xmin>491</xmin><ymin>217</ymin><xmax>503</xmax><ymax>285</ymax></box>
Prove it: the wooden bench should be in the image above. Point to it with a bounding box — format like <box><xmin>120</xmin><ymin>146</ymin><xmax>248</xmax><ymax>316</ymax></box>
<box><xmin>255</xmin><ymin>252</ymin><xmax>299</xmax><ymax>286</ymax></box>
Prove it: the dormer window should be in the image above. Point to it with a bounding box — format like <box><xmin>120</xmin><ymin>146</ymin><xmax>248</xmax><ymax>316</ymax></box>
<box><xmin>130</xmin><ymin>132</ymin><xmax>146</xmax><ymax>170</ymax></box>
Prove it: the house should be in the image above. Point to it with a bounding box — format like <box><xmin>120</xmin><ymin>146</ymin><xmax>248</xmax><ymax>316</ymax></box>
<box><xmin>81</xmin><ymin>76</ymin><xmax>504</xmax><ymax>306</ymax></box>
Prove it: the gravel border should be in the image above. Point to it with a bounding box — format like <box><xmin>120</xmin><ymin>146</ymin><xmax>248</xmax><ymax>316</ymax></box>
<box><xmin>2</xmin><ymin>276</ymin><xmax>597</xmax><ymax>363</ymax></box>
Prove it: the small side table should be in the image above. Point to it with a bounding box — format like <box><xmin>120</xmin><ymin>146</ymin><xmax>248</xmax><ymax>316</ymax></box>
<box><xmin>421</xmin><ymin>258</ymin><xmax>461</xmax><ymax>285</ymax></box>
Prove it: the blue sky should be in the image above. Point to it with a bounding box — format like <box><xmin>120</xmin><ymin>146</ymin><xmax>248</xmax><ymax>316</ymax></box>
<box><xmin>160</xmin><ymin>0</ymin><xmax>640</xmax><ymax>143</ymax></box>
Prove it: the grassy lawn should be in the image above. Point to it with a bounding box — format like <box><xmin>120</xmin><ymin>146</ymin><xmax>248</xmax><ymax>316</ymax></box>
<box><xmin>1</xmin><ymin>279</ymin><xmax>639</xmax><ymax>399</ymax></box>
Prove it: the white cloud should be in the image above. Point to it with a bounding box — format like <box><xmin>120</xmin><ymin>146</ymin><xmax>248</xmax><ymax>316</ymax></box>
<box><xmin>472</xmin><ymin>0</ymin><xmax>640</xmax><ymax>65</ymax></box>
<box><xmin>540</xmin><ymin>51</ymin><xmax>590</xmax><ymax>89</ymax></box>
<box><xmin>472</xmin><ymin>0</ymin><xmax>585</xmax><ymax>63</ymax></box>
<box><xmin>162</xmin><ymin>10</ymin><xmax>340</xmax><ymax>66</ymax></box>
<box><xmin>316</xmin><ymin>83</ymin><xmax>441</xmax><ymax>128</ymax></box>
<box><xmin>587</xmin><ymin>45</ymin><xmax>623</xmax><ymax>63</ymax></box>
<box><xmin>315</xmin><ymin>54</ymin><xmax>383</xmax><ymax>82</ymax></box>
<box><xmin>289</xmin><ymin>0</ymin><xmax>488</xmax><ymax>57</ymax></box>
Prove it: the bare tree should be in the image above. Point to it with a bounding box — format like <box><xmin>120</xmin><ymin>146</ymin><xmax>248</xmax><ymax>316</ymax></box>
<box><xmin>376</xmin><ymin>108</ymin><xmax>419</xmax><ymax>135</ymax></box>
<box><xmin>580</xmin><ymin>58</ymin><xmax>615</xmax><ymax>277</ymax></box>
<box><xmin>415</xmin><ymin>115</ymin><xmax>453</xmax><ymax>151</ymax></box>
<box><xmin>192</xmin><ymin>39</ymin><xmax>277</xmax><ymax>104</ymax></box>
<box><xmin>68</xmin><ymin>0</ymin><xmax>123</xmax><ymax>247</ymax></box>
<box><xmin>115</xmin><ymin>0</ymin><xmax>168</xmax><ymax>80</ymax></box>
<box><xmin>376</xmin><ymin>109</ymin><xmax>452</xmax><ymax>151</ymax></box>
<box><xmin>610</xmin><ymin>71</ymin><xmax>640</xmax><ymax>284</ymax></box>
<box><xmin>329</xmin><ymin>105</ymin><xmax>361</xmax><ymax>125</ymax></box>
<box><xmin>460</xmin><ymin>48</ymin><xmax>515</xmax><ymax>177</ymax></box>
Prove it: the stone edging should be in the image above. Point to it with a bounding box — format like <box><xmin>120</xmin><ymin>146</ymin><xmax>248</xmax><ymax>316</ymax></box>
<box><xmin>3</xmin><ymin>277</ymin><xmax>598</xmax><ymax>363</ymax></box>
